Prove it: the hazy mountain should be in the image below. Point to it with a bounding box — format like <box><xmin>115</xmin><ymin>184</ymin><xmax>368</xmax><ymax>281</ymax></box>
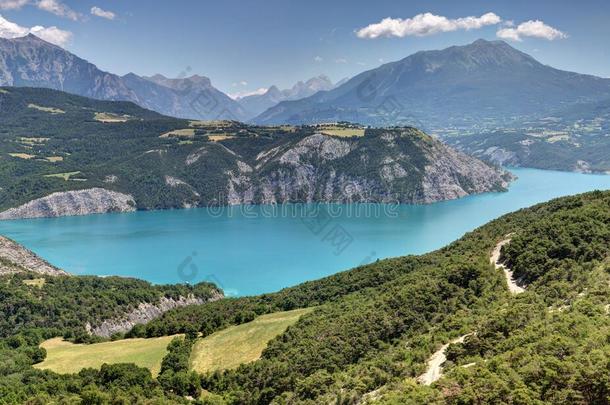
<box><xmin>0</xmin><ymin>34</ymin><xmax>245</xmax><ymax>120</ymax></box>
<box><xmin>0</xmin><ymin>34</ymin><xmax>136</xmax><ymax>100</ymax></box>
<box><xmin>254</xmin><ymin>39</ymin><xmax>610</xmax><ymax>129</ymax></box>
<box><xmin>138</xmin><ymin>73</ymin><xmax>250</xmax><ymax>120</ymax></box>
<box><xmin>238</xmin><ymin>75</ymin><xmax>336</xmax><ymax>117</ymax></box>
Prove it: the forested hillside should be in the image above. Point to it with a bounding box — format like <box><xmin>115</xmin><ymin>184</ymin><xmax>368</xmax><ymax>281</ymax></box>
<box><xmin>0</xmin><ymin>190</ymin><xmax>607</xmax><ymax>403</ymax></box>
<box><xmin>0</xmin><ymin>87</ymin><xmax>510</xmax><ymax>219</ymax></box>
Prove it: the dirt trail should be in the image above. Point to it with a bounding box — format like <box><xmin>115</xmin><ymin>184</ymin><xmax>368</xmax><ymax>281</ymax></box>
<box><xmin>417</xmin><ymin>334</ymin><xmax>471</xmax><ymax>386</ymax></box>
<box><xmin>491</xmin><ymin>239</ymin><xmax>525</xmax><ymax>294</ymax></box>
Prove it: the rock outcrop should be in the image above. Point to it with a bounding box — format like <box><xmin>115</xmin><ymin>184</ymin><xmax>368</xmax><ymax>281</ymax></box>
<box><xmin>0</xmin><ymin>236</ymin><xmax>67</xmax><ymax>276</ymax></box>
<box><xmin>416</xmin><ymin>141</ymin><xmax>513</xmax><ymax>203</ymax></box>
<box><xmin>86</xmin><ymin>292</ymin><xmax>223</xmax><ymax>337</ymax></box>
<box><xmin>0</xmin><ymin>188</ymin><xmax>135</xmax><ymax>220</ymax></box>
<box><xmin>222</xmin><ymin>130</ymin><xmax>513</xmax><ymax>205</ymax></box>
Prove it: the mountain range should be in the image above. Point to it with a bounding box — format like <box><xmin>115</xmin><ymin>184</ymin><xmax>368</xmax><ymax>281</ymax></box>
<box><xmin>0</xmin><ymin>34</ymin><xmax>247</xmax><ymax>121</ymax></box>
<box><xmin>253</xmin><ymin>39</ymin><xmax>610</xmax><ymax>129</ymax></box>
<box><xmin>3</xmin><ymin>35</ymin><xmax>610</xmax><ymax>133</ymax></box>
<box><xmin>236</xmin><ymin>75</ymin><xmax>337</xmax><ymax>117</ymax></box>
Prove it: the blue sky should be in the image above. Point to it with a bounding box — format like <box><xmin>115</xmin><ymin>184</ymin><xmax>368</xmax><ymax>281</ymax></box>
<box><xmin>1</xmin><ymin>0</ymin><xmax>609</xmax><ymax>95</ymax></box>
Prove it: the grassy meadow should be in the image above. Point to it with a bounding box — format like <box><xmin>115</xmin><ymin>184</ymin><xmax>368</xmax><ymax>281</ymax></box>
<box><xmin>189</xmin><ymin>308</ymin><xmax>313</xmax><ymax>373</ymax></box>
<box><xmin>35</xmin><ymin>335</ymin><xmax>179</xmax><ymax>376</ymax></box>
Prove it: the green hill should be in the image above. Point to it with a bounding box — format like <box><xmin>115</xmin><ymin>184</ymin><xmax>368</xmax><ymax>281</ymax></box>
<box><xmin>0</xmin><ymin>87</ymin><xmax>511</xmax><ymax>218</ymax></box>
<box><xmin>0</xmin><ymin>190</ymin><xmax>607</xmax><ymax>403</ymax></box>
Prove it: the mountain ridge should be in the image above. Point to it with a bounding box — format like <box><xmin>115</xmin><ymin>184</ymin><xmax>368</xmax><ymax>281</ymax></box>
<box><xmin>237</xmin><ymin>74</ymin><xmax>336</xmax><ymax>117</ymax></box>
<box><xmin>254</xmin><ymin>39</ymin><xmax>610</xmax><ymax>129</ymax></box>
<box><xmin>0</xmin><ymin>34</ymin><xmax>246</xmax><ymax>121</ymax></box>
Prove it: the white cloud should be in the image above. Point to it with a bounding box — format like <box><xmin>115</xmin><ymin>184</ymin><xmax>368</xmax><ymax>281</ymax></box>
<box><xmin>91</xmin><ymin>6</ymin><xmax>115</xmax><ymax>20</ymax></box>
<box><xmin>30</xmin><ymin>24</ymin><xmax>71</xmax><ymax>44</ymax></box>
<box><xmin>0</xmin><ymin>14</ymin><xmax>72</xmax><ymax>46</ymax></box>
<box><xmin>497</xmin><ymin>20</ymin><xmax>567</xmax><ymax>41</ymax></box>
<box><xmin>335</xmin><ymin>58</ymin><xmax>347</xmax><ymax>64</ymax></box>
<box><xmin>36</xmin><ymin>0</ymin><xmax>79</xmax><ymax>20</ymax></box>
<box><xmin>229</xmin><ymin>87</ymin><xmax>268</xmax><ymax>100</ymax></box>
<box><xmin>356</xmin><ymin>12</ymin><xmax>501</xmax><ymax>39</ymax></box>
<box><xmin>0</xmin><ymin>0</ymin><xmax>29</xmax><ymax>10</ymax></box>
<box><xmin>0</xmin><ymin>0</ymin><xmax>80</xmax><ymax>20</ymax></box>
<box><xmin>313</xmin><ymin>55</ymin><xmax>323</xmax><ymax>62</ymax></box>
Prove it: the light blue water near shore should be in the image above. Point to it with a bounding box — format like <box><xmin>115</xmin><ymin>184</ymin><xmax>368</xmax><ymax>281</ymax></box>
<box><xmin>1</xmin><ymin>168</ymin><xmax>609</xmax><ymax>296</ymax></box>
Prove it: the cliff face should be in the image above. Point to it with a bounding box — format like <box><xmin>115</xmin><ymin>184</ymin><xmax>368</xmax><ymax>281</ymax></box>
<box><xmin>218</xmin><ymin>130</ymin><xmax>513</xmax><ymax>206</ymax></box>
<box><xmin>86</xmin><ymin>292</ymin><xmax>224</xmax><ymax>338</ymax></box>
<box><xmin>0</xmin><ymin>236</ymin><xmax>67</xmax><ymax>276</ymax></box>
<box><xmin>0</xmin><ymin>188</ymin><xmax>135</xmax><ymax>220</ymax></box>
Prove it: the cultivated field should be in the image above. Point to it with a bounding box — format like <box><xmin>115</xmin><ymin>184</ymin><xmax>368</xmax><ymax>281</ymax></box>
<box><xmin>44</xmin><ymin>171</ymin><xmax>82</xmax><ymax>181</ymax></box>
<box><xmin>318</xmin><ymin>125</ymin><xmax>365</xmax><ymax>137</ymax></box>
<box><xmin>189</xmin><ymin>308</ymin><xmax>313</xmax><ymax>373</ymax></box>
<box><xmin>28</xmin><ymin>104</ymin><xmax>65</xmax><ymax>114</ymax></box>
<box><xmin>35</xmin><ymin>335</ymin><xmax>178</xmax><ymax>376</ymax></box>
<box><xmin>160</xmin><ymin>128</ymin><xmax>195</xmax><ymax>138</ymax></box>
<box><xmin>94</xmin><ymin>112</ymin><xmax>130</xmax><ymax>123</ymax></box>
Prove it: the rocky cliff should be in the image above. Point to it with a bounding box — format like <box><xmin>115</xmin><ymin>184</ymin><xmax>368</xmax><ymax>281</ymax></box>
<box><xmin>215</xmin><ymin>129</ymin><xmax>513</xmax><ymax>205</ymax></box>
<box><xmin>0</xmin><ymin>236</ymin><xmax>67</xmax><ymax>276</ymax></box>
<box><xmin>86</xmin><ymin>292</ymin><xmax>224</xmax><ymax>338</ymax></box>
<box><xmin>0</xmin><ymin>188</ymin><xmax>135</xmax><ymax>220</ymax></box>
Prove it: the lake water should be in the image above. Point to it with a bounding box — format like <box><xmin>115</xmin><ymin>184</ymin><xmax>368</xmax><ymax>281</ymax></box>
<box><xmin>1</xmin><ymin>168</ymin><xmax>609</xmax><ymax>296</ymax></box>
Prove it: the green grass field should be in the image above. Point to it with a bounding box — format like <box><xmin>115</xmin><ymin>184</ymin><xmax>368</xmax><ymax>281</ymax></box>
<box><xmin>43</xmin><ymin>171</ymin><xmax>82</xmax><ymax>181</ymax></box>
<box><xmin>35</xmin><ymin>335</ymin><xmax>179</xmax><ymax>376</ymax></box>
<box><xmin>189</xmin><ymin>308</ymin><xmax>313</xmax><ymax>373</ymax></box>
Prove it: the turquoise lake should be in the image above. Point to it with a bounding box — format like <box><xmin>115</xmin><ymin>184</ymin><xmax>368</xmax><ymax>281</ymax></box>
<box><xmin>1</xmin><ymin>167</ymin><xmax>609</xmax><ymax>296</ymax></box>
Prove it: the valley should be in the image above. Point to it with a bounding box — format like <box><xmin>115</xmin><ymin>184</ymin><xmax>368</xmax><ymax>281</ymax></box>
<box><xmin>0</xmin><ymin>4</ymin><xmax>609</xmax><ymax>403</ymax></box>
<box><xmin>2</xmin><ymin>35</ymin><xmax>610</xmax><ymax>176</ymax></box>
<box><xmin>446</xmin><ymin>100</ymin><xmax>610</xmax><ymax>173</ymax></box>
<box><xmin>0</xmin><ymin>190</ymin><xmax>607</xmax><ymax>403</ymax></box>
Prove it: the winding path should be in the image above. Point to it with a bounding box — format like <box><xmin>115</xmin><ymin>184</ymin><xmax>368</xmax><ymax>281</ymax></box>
<box><xmin>491</xmin><ymin>239</ymin><xmax>525</xmax><ymax>294</ymax></box>
<box><xmin>417</xmin><ymin>334</ymin><xmax>471</xmax><ymax>386</ymax></box>
<box><xmin>416</xmin><ymin>238</ymin><xmax>526</xmax><ymax>387</ymax></box>
<box><xmin>363</xmin><ymin>238</ymin><xmax>527</xmax><ymax>399</ymax></box>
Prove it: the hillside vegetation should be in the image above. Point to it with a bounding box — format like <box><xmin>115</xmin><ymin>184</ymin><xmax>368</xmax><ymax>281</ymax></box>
<box><xmin>0</xmin><ymin>191</ymin><xmax>607</xmax><ymax>403</ymax></box>
<box><xmin>0</xmin><ymin>87</ymin><xmax>510</xmax><ymax>217</ymax></box>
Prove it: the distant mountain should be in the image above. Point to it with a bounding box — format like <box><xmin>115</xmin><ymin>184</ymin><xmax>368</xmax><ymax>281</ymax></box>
<box><xmin>447</xmin><ymin>98</ymin><xmax>610</xmax><ymax>173</ymax></box>
<box><xmin>254</xmin><ymin>39</ymin><xmax>610</xmax><ymax>129</ymax></box>
<box><xmin>238</xmin><ymin>75</ymin><xmax>336</xmax><ymax>117</ymax></box>
<box><xmin>0</xmin><ymin>34</ymin><xmax>245</xmax><ymax>120</ymax></box>
<box><xmin>137</xmin><ymin>73</ymin><xmax>250</xmax><ymax>120</ymax></box>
